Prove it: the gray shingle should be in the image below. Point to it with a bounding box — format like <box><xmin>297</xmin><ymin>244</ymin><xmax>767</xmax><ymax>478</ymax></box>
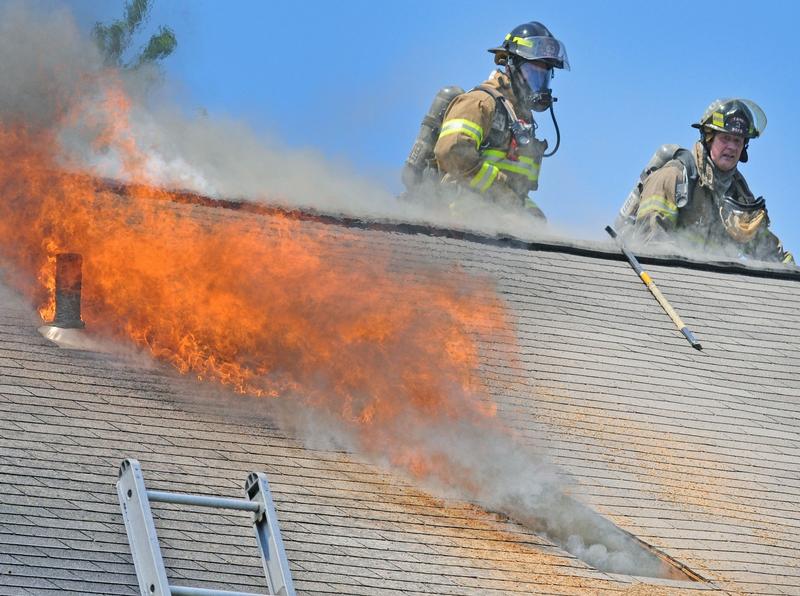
<box><xmin>1</xmin><ymin>198</ymin><xmax>797</xmax><ymax>594</ymax></box>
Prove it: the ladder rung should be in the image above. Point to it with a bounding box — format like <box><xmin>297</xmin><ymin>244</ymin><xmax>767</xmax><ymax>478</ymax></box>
<box><xmin>147</xmin><ymin>490</ymin><xmax>261</xmax><ymax>513</ymax></box>
<box><xmin>117</xmin><ymin>458</ymin><xmax>295</xmax><ymax>596</ymax></box>
<box><xmin>170</xmin><ymin>585</ymin><xmax>267</xmax><ymax>596</ymax></box>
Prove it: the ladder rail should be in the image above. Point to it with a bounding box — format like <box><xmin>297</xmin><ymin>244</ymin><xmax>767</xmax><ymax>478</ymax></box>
<box><xmin>117</xmin><ymin>459</ymin><xmax>172</xmax><ymax>596</ymax></box>
<box><xmin>246</xmin><ymin>473</ymin><xmax>294</xmax><ymax>596</ymax></box>
<box><xmin>116</xmin><ymin>458</ymin><xmax>295</xmax><ymax>596</ymax></box>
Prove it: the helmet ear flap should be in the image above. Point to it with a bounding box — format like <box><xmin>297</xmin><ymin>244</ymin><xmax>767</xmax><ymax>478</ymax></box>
<box><xmin>701</xmin><ymin>129</ymin><xmax>715</xmax><ymax>149</ymax></box>
<box><xmin>740</xmin><ymin>144</ymin><xmax>749</xmax><ymax>163</ymax></box>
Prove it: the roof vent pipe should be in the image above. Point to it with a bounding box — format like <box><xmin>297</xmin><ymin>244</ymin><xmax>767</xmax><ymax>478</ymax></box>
<box><xmin>50</xmin><ymin>253</ymin><xmax>85</xmax><ymax>329</ymax></box>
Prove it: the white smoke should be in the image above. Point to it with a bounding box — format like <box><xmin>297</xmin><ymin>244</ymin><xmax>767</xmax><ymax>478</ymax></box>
<box><xmin>77</xmin><ymin>97</ymin><xmax>563</xmax><ymax>241</ymax></box>
<box><xmin>0</xmin><ymin>1</ymin><xmax>559</xmax><ymax>242</ymax></box>
<box><xmin>0</xmin><ymin>2</ymin><xmax>678</xmax><ymax>579</ymax></box>
<box><xmin>271</xmin><ymin>402</ymin><xmax>674</xmax><ymax>578</ymax></box>
<box><xmin>0</xmin><ymin>2</ymin><xmax>103</xmax><ymax>128</ymax></box>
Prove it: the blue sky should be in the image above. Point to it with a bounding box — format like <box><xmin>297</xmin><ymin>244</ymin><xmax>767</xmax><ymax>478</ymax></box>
<box><xmin>64</xmin><ymin>0</ymin><xmax>799</xmax><ymax>255</ymax></box>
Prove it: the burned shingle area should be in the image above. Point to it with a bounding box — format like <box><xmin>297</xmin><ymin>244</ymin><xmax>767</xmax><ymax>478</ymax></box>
<box><xmin>1</xmin><ymin>188</ymin><xmax>799</xmax><ymax>595</ymax></box>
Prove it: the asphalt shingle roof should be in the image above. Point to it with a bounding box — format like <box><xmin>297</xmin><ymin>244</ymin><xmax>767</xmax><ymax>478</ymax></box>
<box><xmin>1</xmin><ymin>194</ymin><xmax>798</xmax><ymax>595</ymax></box>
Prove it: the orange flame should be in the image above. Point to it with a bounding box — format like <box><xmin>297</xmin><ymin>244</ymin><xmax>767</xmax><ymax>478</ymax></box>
<box><xmin>0</xmin><ymin>70</ymin><xmax>518</xmax><ymax>487</ymax></box>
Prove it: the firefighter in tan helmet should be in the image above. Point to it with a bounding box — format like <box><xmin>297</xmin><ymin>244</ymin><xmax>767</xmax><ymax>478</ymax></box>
<box><xmin>431</xmin><ymin>21</ymin><xmax>569</xmax><ymax>220</ymax></box>
<box><xmin>629</xmin><ymin>98</ymin><xmax>794</xmax><ymax>264</ymax></box>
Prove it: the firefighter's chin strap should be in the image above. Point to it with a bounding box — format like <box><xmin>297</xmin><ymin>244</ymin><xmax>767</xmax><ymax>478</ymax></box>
<box><xmin>542</xmin><ymin>100</ymin><xmax>560</xmax><ymax>157</ymax></box>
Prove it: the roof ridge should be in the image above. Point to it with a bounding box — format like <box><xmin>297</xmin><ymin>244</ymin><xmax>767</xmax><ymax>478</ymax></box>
<box><xmin>96</xmin><ymin>177</ymin><xmax>800</xmax><ymax>282</ymax></box>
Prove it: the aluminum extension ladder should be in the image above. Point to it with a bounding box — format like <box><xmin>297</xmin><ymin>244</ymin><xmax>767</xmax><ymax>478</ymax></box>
<box><xmin>116</xmin><ymin>458</ymin><xmax>295</xmax><ymax>596</ymax></box>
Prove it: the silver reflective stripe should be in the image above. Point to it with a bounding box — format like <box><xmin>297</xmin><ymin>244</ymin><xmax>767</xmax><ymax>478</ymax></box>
<box><xmin>638</xmin><ymin>194</ymin><xmax>678</xmax><ymax>223</ymax></box>
<box><xmin>469</xmin><ymin>161</ymin><xmax>500</xmax><ymax>192</ymax></box>
<box><xmin>482</xmin><ymin>150</ymin><xmax>539</xmax><ymax>182</ymax></box>
<box><xmin>439</xmin><ymin>118</ymin><xmax>484</xmax><ymax>149</ymax></box>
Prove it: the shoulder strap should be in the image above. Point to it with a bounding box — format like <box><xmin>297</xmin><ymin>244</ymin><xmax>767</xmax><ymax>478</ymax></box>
<box><xmin>472</xmin><ymin>84</ymin><xmax>534</xmax><ymax>146</ymax></box>
<box><xmin>473</xmin><ymin>84</ymin><xmax>520</xmax><ymax>123</ymax></box>
<box><xmin>672</xmin><ymin>148</ymin><xmax>698</xmax><ymax>208</ymax></box>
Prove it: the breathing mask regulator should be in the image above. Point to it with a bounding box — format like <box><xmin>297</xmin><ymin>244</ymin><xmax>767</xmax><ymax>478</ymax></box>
<box><xmin>507</xmin><ymin>57</ymin><xmax>561</xmax><ymax>155</ymax></box>
<box><xmin>488</xmin><ymin>21</ymin><xmax>570</xmax><ymax>157</ymax></box>
<box><xmin>509</xmin><ymin>59</ymin><xmax>554</xmax><ymax>113</ymax></box>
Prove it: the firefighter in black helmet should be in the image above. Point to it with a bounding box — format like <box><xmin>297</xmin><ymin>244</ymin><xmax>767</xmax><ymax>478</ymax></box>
<box><xmin>488</xmin><ymin>21</ymin><xmax>569</xmax><ymax>113</ymax></box>
<box><xmin>404</xmin><ymin>21</ymin><xmax>569</xmax><ymax>220</ymax></box>
<box><xmin>629</xmin><ymin>98</ymin><xmax>794</xmax><ymax>265</ymax></box>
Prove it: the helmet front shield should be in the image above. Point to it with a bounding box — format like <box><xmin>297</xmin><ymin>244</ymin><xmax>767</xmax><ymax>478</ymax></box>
<box><xmin>518</xmin><ymin>61</ymin><xmax>553</xmax><ymax>94</ymax></box>
<box><xmin>695</xmin><ymin>98</ymin><xmax>767</xmax><ymax>139</ymax></box>
<box><xmin>507</xmin><ymin>35</ymin><xmax>570</xmax><ymax>70</ymax></box>
<box><xmin>737</xmin><ymin>99</ymin><xmax>767</xmax><ymax>136</ymax></box>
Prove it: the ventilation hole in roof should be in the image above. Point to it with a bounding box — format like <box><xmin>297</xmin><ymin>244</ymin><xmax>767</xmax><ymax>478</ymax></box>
<box><xmin>503</xmin><ymin>493</ymin><xmax>703</xmax><ymax>581</ymax></box>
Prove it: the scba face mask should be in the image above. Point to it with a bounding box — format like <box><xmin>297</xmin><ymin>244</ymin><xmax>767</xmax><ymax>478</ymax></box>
<box><xmin>718</xmin><ymin>195</ymin><xmax>767</xmax><ymax>243</ymax></box>
<box><xmin>516</xmin><ymin>61</ymin><xmax>554</xmax><ymax>112</ymax></box>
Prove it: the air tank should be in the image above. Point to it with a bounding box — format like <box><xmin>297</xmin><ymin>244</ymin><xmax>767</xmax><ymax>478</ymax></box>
<box><xmin>401</xmin><ymin>85</ymin><xmax>464</xmax><ymax>191</ymax></box>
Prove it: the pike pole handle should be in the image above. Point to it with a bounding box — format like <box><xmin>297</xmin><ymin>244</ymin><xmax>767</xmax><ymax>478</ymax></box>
<box><xmin>605</xmin><ymin>226</ymin><xmax>702</xmax><ymax>350</ymax></box>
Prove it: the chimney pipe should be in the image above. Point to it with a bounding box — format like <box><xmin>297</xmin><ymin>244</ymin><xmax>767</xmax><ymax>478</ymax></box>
<box><xmin>50</xmin><ymin>253</ymin><xmax>85</xmax><ymax>329</ymax></box>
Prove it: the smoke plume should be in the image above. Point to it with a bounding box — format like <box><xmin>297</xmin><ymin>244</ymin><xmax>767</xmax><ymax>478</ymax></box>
<box><xmin>0</xmin><ymin>3</ymin><xmax>681</xmax><ymax>579</ymax></box>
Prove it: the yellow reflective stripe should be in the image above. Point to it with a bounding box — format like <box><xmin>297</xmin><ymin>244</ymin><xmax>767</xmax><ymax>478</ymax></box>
<box><xmin>494</xmin><ymin>161</ymin><xmax>538</xmax><ymax>181</ymax></box>
<box><xmin>638</xmin><ymin>194</ymin><xmax>678</xmax><ymax>222</ymax></box>
<box><xmin>439</xmin><ymin>118</ymin><xmax>484</xmax><ymax>149</ymax></box>
<box><xmin>482</xmin><ymin>150</ymin><xmax>539</xmax><ymax>182</ymax></box>
<box><xmin>469</xmin><ymin>162</ymin><xmax>500</xmax><ymax>192</ymax></box>
<box><xmin>483</xmin><ymin>149</ymin><xmax>506</xmax><ymax>159</ymax></box>
<box><xmin>782</xmin><ymin>252</ymin><xmax>795</xmax><ymax>265</ymax></box>
<box><xmin>481</xmin><ymin>165</ymin><xmax>500</xmax><ymax>191</ymax></box>
<box><xmin>512</xmin><ymin>36</ymin><xmax>533</xmax><ymax>47</ymax></box>
<box><xmin>518</xmin><ymin>156</ymin><xmax>541</xmax><ymax>179</ymax></box>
